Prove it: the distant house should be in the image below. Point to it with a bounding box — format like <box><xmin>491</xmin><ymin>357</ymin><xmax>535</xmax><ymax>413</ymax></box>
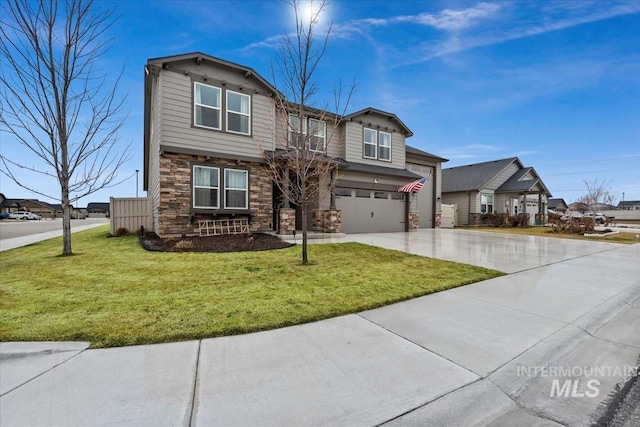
<box><xmin>617</xmin><ymin>200</ymin><xmax>640</xmax><ymax>211</ymax></box>
<box><xmin>441</xmin><ymin>157</ymin><xmax>552</xmax><ymax>226</ymax></box>
<box><xmin>87</xmin><ymin>202</ymin><xmax>110</xmax><ymax>218</ymax></box>
<box><xmin>0</xmin><ymin>193</ymin><xmax>21</xmax><ymax>213</ymax></box>
<box><xmin>548</xmin><ymin>198</ymin><xmax>568</xmax><ymax>213</ymax></box>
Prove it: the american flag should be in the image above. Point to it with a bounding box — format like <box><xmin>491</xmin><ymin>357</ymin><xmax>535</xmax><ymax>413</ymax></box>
<box><xmin>398</xmin><ymin>176</ymin><xmax>428</xmax><ymax>193</ymax></box>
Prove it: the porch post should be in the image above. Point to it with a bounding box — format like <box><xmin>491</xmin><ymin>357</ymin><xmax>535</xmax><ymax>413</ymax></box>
<box><xmin>283</xmin><ymin>167</ymin><xmax>290</xmax><ymax>209</ymax></box>
<box><xmin>329</xmin><ymin>169</ymin><xmax>336</xmax><ymax>210</ymax></box>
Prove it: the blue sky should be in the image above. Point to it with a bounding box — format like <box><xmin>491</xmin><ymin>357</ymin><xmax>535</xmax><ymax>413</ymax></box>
<box><xmin>1</xmin><ymin>0</ymin><xmax>639</xmax><ymax>206</ymax></box>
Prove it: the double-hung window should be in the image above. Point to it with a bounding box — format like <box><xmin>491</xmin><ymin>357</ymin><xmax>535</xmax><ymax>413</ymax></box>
<box><xmin>308</xmin><ymin>119</ymin><xmax>326</xmax><ymax>152</ymax></box>
<box><xmin>194</xmin><ymin>82</ymin><xmax>221</xmax><ymax>130</ymax></box>
<box><xmin>289</xmin><ymin>115</ymin><xmax>305</xmax><ymax>148</ymax></box>
<box><xmin>364</xmin><ymin>128</ymin><xmax>377</xmax><ymax>159</ymax></box>
<box><xmin>289</xmin><ymin>115</ymin><xmax>326</xmax><ymax>152</ymax></box>
<box><xmin>226</xmin><ymin>90</ymin><xmax>251</xmax><ymax>135</ymax></box>
<box><xmin>481</xmin><ymin>194</ymin><xmax>494</xmax><ymax>214</ymax></box>
<box><xmin>193</xmin><ymin>166</ymin><xmax>220</xmax><ymax>208</ymax></box>
<box><xmin>379</xmin><ymin>131</ymin><xmax>391</xmax><ymax>161</ymax></box>
<box><xmin>224</xmin><ymin>169</ymin><xmax>248</xmax><ymax>209</ymax></box>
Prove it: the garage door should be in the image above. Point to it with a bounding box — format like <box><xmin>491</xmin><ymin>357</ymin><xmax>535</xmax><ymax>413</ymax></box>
<box><xmin>335</xmin><ymin>188</ymin><xmax>405</xmax><ymax>233</ymax></box>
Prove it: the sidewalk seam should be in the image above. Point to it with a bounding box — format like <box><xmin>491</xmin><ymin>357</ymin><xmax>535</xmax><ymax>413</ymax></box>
<box><xmin>0</xmin><ymin>347</ymin><xmax>89</xmax><ymax>398</ymax></box>
<box><xmin>188</xmin><ymin>340</ymin><xmax>202</xmax><ymax>427</ymax></box>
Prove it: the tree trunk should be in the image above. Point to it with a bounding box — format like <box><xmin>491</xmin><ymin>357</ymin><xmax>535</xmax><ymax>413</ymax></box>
<box><xmin>61</xmin><ymin>182</ymin><xmax>72</xmax><ymax>255</ymax></box>
<box><xmin>301</xmin><ymin>202</ymin><xmax>308</xmax><ymax>265</ymax></box>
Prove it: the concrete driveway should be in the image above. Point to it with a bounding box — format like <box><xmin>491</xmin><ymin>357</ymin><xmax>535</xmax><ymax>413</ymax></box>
<box><xmin>1</xmin><ymin>229</ymin><xmax>639</xmax><ymax>426</ymax></box>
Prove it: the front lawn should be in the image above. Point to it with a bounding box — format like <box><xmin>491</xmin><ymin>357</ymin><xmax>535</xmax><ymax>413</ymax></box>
<box><xmin>0</xmin><ymin>226</ymin><xmax>503</xmax><ymax>348</ymax></box>
<box><xmin>460</xmin><ymin>226</ymin><xmax>639</xmax><ymax>244</ymax></box>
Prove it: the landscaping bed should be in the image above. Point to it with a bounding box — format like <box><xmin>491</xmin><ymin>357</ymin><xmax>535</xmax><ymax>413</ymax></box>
<box><xmin>140</xmin><ymin>232</ymin><xmax>293</xmax><ymax>253</ymax></box>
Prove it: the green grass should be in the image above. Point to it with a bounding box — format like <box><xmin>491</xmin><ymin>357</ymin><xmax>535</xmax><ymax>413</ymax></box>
<box><xmin>1</xmin><ymin>225</ymin><xmax>503</xmax><ymax>348</ymax></box>
<box><xmin>460</xmin><ymin>226</ymin><xmax>640</xmax><ymax>244</ymax></box>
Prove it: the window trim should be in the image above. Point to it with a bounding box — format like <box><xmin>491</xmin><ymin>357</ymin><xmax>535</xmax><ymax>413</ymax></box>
<box><xmin>193</xmin><ymin>82</ymin><xmax>222</xmax><ymax>131</ymax></box>
<box><xmin>193</xmin><ymin>165</ymin><xmax>220</xmax><ymax>209</ymax></box>
<box><xmin>223</xmin><ymin>168</ymin><xmax>249</xmax><ymax>210</ymax></box>
<box><xmin>308</xmin><ymin>118</ymin><xmax>326</xmax><ymax>152</ymax></box>
<box><xmin>481</xmin><ymin>194</ymin><xmax>494</xmax><ymax>214</ymax></box>
<box><xmin>226</xmin><ymin>90</ymin><xmax>251</xmax><ymax>135</ymax></box>
<box><xmin>363</xmin><ymin>128</ymin><xmax>377</xmax><ymax>159</ymax></box>
<box><xmin>288</xmin><ymin>114</ymin><xmax>326</xmax><ymax>152</ymax></box>
<box><xmin>378</xmin><ymin>131</ymin><xmax>392</xmax><ymax>162</ymax></box>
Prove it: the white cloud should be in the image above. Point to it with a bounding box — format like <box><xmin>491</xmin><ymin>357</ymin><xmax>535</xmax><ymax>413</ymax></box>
<box><xmin>393</xmin><ymin>2</ymin><xmax>501</xmax><ymax>30</ymax></box>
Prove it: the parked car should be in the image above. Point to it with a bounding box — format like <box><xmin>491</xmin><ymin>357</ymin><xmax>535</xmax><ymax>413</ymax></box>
<box><xmin>0</xmin><ymin>212</ymin><xmax>9</xmax><ymax>220</ymax></box>
<box><xmin>9</xmin><ymin>211</ymin><xmax>31</xmax><ymax>220</ymax></box>
<box><xmin>583</xmin><ymin>212</ymin><xmax>607</xmax><ymax>224</ymax></box>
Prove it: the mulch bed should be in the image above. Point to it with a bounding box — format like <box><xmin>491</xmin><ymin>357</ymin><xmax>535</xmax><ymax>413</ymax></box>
<box><xmin>139</xmin><ymin>232</ymin><xmax>295</xmax><ymax>253</ymax></box>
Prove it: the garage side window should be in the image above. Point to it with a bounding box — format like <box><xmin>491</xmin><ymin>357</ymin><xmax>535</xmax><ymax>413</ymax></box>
<box><xmin>193</xmin><ymin>166</ymin><xmax>220</xmax><ymax>208</ymax></box>
<box><xmin>481</xmin><ymin>194</ymin><xmax>494</xmax><ymax>214</ymax></box>
<box><xmin>335</xmin><ymin>188</ymin><xmax>352</xmax><ymax>197</ymax></box>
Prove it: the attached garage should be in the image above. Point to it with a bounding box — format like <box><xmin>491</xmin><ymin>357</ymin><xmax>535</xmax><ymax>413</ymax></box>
<box><xmin>335</xmin><ymin>188</ymin><xmax>406</xmax><ymax>233</ymax></box>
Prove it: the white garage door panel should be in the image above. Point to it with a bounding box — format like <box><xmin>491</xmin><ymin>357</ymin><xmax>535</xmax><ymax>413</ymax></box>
<box><xmin>336</xmin><ymin>189</ymin><xmax>405</xmax><ymax>233</ymax></box>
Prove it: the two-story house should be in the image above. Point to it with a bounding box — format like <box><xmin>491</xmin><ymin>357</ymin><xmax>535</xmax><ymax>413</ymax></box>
<box><xmin>143</xmin><ymin>53</ymin><xmax>446</xmax><ymax>236</ymax></box>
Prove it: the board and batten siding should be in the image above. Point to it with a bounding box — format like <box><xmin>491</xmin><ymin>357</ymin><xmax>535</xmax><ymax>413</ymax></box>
<box><xmin>344</xmin><ymin>121</ymin><xmax>405</xmax><ymax>169</ymax></box>
<box><xmin>160</xmin><ymin>71</ymin><xmax>275</xmax><ymax>159</ymax></box>
<box><xmin>485</xmin><ymin>162</ymin><xmax>519</xmax><ymax>191</ymax></box>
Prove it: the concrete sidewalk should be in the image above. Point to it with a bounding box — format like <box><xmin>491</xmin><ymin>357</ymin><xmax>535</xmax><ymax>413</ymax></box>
<box><xmin>1</xmin><ymin>231</ymin><xmax>639</xmax><ymax>426</ymax></box>
<box><xmin>0</xmin><ymin>219</ymin><xmax>109</xmax><ymax>251</ymax></box>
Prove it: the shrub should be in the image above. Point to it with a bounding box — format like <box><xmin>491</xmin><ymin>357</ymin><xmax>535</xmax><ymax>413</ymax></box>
<box><xmin>114</xmin><ymin>227</ymin><xmax>129</xmax><ymax>237</ymax></box>
<box><xmin>492</xmin><ymin>213</ymin><xmax>508</xmax><ymax>227</ymax></box>
<box><xmin>173</xmin><ymin>239</ymin><xmax>194</xmax><ymax>251</ymax></box>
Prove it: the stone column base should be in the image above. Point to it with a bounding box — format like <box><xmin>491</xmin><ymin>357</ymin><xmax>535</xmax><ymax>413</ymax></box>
<box><xmin>435</xmin><ymin>213</ymin><xmax>442</xmax><ymax>228</ymax></box>
<box><xmin>408</xmin><ymin>211</ymin><xmax>420</xmax><ymax>231</ymax></box>
<box><xmin>313</xmin><ymin>209</ymin><xmax>342</xmax><ymax>233</ymax></box>
<box><xmin>278</xmin><ymin>208</ymin><xmax>295</xmax><ymax>235</ymax></box>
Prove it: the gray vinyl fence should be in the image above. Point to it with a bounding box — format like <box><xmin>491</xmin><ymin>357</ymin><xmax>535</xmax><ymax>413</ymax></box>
<box><xmin>110</xmin><ymin>197</ymin><xmax>152</xmax><ymax>235</ymax></box>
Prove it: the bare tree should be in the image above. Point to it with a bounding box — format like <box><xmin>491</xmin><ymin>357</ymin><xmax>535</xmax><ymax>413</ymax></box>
<box><xmin>264</xmin><ymin>0</ymin><xmax>354</xmax><ymax>264</ymax></box>
<box><xmin>0</xmin><ymin>0</ymin><xmax>129</xmax><ymax>255</ymax></box>
<box><xmin>577</xmin><ymin>178</ymin><xmax>615</xmax><ymax>223</ymax></box>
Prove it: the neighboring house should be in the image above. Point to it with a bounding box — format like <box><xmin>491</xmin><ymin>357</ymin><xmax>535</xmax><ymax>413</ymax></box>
<box><xmin>441</xmin><ymin>157</ymin><xmax>552</xmax><ymax>226</ymax></box>
<box><xmin>87</xmin><ymin>202</ymin><xmax>110</xmax><ymax>218</ymax></box>
<box><xmin>143</xmin><ymin>52</ymin><xmax>447</xmax><ymax>236</ymax></box>
<box><xmin>0</xmin><ymin>193</ymin><xmax>21</xmax><ymax>214</ymax></box>
<box><xmin>548</xmin><ymin>198</ymin><xmax>568</xmax><ymax>213</ymax></box>
<box><xmin>617</xmin><ymin>200</ymin><xmax>640</xmax><ymax>211</ymax></box>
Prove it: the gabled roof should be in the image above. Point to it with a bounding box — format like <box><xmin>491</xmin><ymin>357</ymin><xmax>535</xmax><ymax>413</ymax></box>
<box><xmin>406</xmin><ymin>145</ymin><xmax>449</xmax><ymax>162</ymax></box>
<box><xmin>146</xmin><ymin>52</ymin><xmax>276</xmax><ymax>93</ymax></box>
<box><xmin>496</xmin><ymin>167</ymin><xmax>552</xmax><ymax>196</ymax></box>
<box><xmin>87</xmin><ymin>202</ymin><xmax>110</xmax><ymax>212</ymax></box>
<box><xmin>548</xmin><ymin>198</ymin><xmax>568</xmax><ymax>209</ymax></box>
<box><xmin>442</xmin><ymin>158</ymin><xmax>520</xmax><ymax>193</ymax></box>
<box><xmin>618</xmin><ymin>200</ymin><xmax>640</xmax><ymax>208</ymax></box>
<box><xmin>1</xmin><ymin>198</ymin><xmax>22</xmax><ymax>208</ymax></box>
<box><xmin>343</xmin><ymin>108</ymin><xmax>413</xmax><ymax>137</ymax></box>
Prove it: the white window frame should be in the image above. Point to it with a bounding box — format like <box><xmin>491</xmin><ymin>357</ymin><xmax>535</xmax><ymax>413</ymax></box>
<box><xmin>363</xmin><ymin>128</ymin><xmax>377</xmax><ymax>159</ymax></box>
<box><xmin>226</xmin><ymin>90</ymin><xmax>251</xmax><ymax>135</ymax></box>
<box><xmin>193</xmin><ymin>165</ymin><xmax>220</xmax><ymax>209</ymax></box>
<box><xmin>481</xmin><ymin>194</ymin><xmax>494</xmax><ymax>214</ymax></box>
<box><xmin>223</xmin><ymin>168</ymin><xmax>249</xmax><ymax>210</ymax></box>
<box><xmin>308</xmin><ymin>118</ymin><xmax>326</xmax><ymax>152</ymax></box>
<box><xmin>288</xmin><ymin>114</ymin><xmax>306</xmax><ymax>148</ymax></box>
<box><xmin>379</xmin><ymin>131</ymin><xmax>392</xmax><ymax>161</ymax></box>
<box><xmin>194</xmin><ymin>82</ymin><xmax>221</xmax><ymax>130</ymax></box>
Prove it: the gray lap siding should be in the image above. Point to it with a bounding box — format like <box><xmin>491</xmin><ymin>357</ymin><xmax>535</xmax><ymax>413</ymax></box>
<box><xmin>157</xmin><ymin>152</ymin><xmax>273</xmax><ymax>236</ymax></box>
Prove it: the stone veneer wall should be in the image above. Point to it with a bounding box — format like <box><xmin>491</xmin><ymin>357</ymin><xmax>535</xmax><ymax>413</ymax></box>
<box><xmin>278</xmin><ymin>208</ymin><xmax>295</xmax><ymax>235</ymax></box>
<box><xmin>157</xmin><ymin>152</ymin><xmax>272</xmax><ymax>236</ymax></box>
<box><xmin>435</xmin><ymin>213</ymin><xmax>442</xmax><ymax>228</ymax></box>
<box><xmin>312</xmin><ymin>209</ymin><xmax>342</xmax><ymax>233</ymax></box>
<box><xmin>408</xmin><ymin>211</ymin><xmax>420</xmax><ymax>231</ymax></box>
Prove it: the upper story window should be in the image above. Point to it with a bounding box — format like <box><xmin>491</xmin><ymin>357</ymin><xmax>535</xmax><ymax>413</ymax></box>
<box><xmin>194</xmin><ymin>82</ymin><xmax>221</xmax><ymax>130</ymax></box>
<box><xmin>289</xmin><ymin>115</ymin><xmax>326</xmax><ymax>152</ymax></box>
<box><xmin>363</xmin><ymin>128</ymin><xmax>392</xmax><ymax>161</ymax></box>
<box><xmin>193</xmin><ymin>165</ymin><xmax>220</xmax><ymax>208</ymax></box>
<box><xmin>194</xmin><ymin>82</ymin><xmax>251</xmax><ymax>135</ymax></box>
<box><xmin>379</xmin><ymin>131</ymin><xmax>391</xmax><ymax>161</ymax></box>
<box><xmin>226</xmin><ymin>90</ymin><xmax>251</xmax><ymax>135</ymax></box>
<box><xmin>364</xmin><ymin>128</ymin><xmax>377</xmax><ymax>159</ymax></box>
